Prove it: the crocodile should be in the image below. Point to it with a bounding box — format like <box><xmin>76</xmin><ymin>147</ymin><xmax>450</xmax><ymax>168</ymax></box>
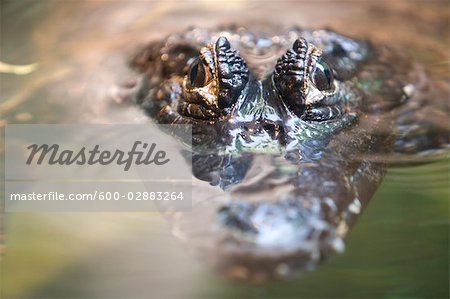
<box><xmin>127</xmin><ymin>26</ymin><xmax>449</xmax><ymax>282</ymax></box>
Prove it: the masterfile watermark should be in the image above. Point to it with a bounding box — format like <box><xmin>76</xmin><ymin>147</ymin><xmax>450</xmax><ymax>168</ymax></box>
<box><xmin>26</xmin><ymin>141</ymin><xmax>170</xmax><ymax>171</ymax></box>
<box><xmin>5</xmin><ymin>124</ymin><xmax>192</xmax><ymax>212</ymax></box>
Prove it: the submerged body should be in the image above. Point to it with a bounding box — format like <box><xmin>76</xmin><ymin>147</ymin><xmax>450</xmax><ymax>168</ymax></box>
<box><xmin>129</xmin><ymin>26</ymin><xmax>448</xmax><ymax>281</ymax></box>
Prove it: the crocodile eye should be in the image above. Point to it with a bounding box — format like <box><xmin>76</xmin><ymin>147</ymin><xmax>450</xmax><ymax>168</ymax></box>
<box><xmin>311</xmin><ymin>58</ymin><xmax>334</xmax><ymax>91</ymax></box>
<box><xmin>180</xmin><ymin>37</ymin><xmax>249</xmax><ymax>120</ymax></box>
<box><xmin>188</xmin><ymin>59</ymin><xmax>209</xmax><ymax>87</ymax></box>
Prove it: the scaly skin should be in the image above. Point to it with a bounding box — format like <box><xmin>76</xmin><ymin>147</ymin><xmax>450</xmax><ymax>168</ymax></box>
<box><xmin>129</xmin><ymin>26</ymin><xmax>448</xmax><ymax>282</ymax></box>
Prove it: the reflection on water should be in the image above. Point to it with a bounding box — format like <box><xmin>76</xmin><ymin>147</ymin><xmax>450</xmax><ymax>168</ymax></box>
<box><xmin>1</xmin><ymin>0</ymin><xmax>449</xmax><ymax>298</ymax></box>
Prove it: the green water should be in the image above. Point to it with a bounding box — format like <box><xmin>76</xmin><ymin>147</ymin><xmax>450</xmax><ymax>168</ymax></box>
<box><xmin>1</xmin><ymin>163</ymin><xmax>447</xmax><ymax>298</ymax></box>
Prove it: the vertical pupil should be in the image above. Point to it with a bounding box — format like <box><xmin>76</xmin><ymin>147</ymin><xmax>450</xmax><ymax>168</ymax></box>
<box><xmin>189</xmin><ymin>62</ymin><xmax>198</xmax><ymax>85</ymax></box>
<box><xmin>189</xmin><ymin>60</ymin><xmax>206</xmax><ymax>87</ymax></box>
<box><xmin>313</xmin><ymin>59</ymin><xmax>334</xmax><ymax>91</ymax></box>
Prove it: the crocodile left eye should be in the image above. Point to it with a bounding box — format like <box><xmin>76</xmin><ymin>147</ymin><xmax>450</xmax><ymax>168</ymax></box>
<box><xmin>311</xmin><ymin>58</ymin><xmax>334</xmax><ymax>91</ymax></box>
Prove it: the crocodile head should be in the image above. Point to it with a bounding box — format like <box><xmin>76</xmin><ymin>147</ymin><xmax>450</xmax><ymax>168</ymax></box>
<box><xmin>130</xmin><ymin>26</ymin><xmax>447</xmax><ymax>281</ymax></box>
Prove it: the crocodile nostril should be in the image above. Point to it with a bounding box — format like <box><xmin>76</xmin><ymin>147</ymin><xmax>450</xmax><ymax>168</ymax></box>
<box><xmin>216</xmin><ymin>199</ymin><xmax>313</xmax><ymax>248</ymax></box>
<box><xmin>217</xmin><ymin>204</ymin><xmax>258</xmax><ymax>234</ymax></box>
<box><xmin>262</xmin><ymin>122</ymin><xmax>282</xmax><ymax>139</ymax></box>
<box><xmin>262</xmin><ymin>123</ymin><xmax>276</xmax><ymax>132</ymax></box>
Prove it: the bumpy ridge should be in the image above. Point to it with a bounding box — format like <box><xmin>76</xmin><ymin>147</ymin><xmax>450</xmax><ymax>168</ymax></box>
<box><xmin>215</xmin><ymin>36</ymin><xmax>249</xmax><ymax>109</ymax></box>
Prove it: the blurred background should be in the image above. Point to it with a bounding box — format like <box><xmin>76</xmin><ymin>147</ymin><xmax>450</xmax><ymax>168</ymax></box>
<box><xmin>1</xmin><ymin>0</ymin><xmax>449</xmax><ymax>298</ymax></box>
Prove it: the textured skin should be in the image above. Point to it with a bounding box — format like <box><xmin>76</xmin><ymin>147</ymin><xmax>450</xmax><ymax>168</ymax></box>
<box><xmin>129</xmin><ymin>26</ymin><xmax>448</xmax><ymax>282</ymax></box>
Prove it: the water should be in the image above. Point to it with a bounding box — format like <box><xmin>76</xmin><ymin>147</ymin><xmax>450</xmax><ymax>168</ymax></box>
<box><xmin>1</xmin><ymin>1</ymin><xmax>449</xmax><ymax>298</ymax></box>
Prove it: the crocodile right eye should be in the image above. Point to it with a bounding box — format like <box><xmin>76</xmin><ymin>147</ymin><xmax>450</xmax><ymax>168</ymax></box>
<box><xmin>188</xmin><ymin>59</ymin><xmax>210</xmax><ymax>87</ymax></box>
<box><xmin>180</xmin><ymin>37</ymin><xmax>250</xmax><ymax>120</ymax></box>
